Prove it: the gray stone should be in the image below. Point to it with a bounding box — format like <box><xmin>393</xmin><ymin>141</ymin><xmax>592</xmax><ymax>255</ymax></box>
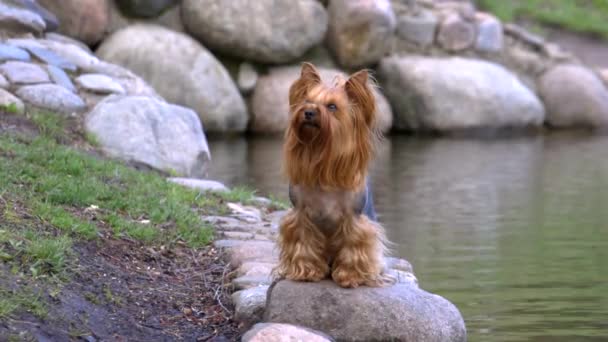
<box><xmin>233</xmin><ymin>275</ymin><xmax>273</xmax><ymax>290</ymax></box>
<box><xmin>23</xmin><ymin>46</ymin><xmax>77</xmax><ymax>71</ymax></box>
<box><xmin>237</xmin><ymin>262</ymin><xmax>275</xmax><ymax>277</ymax></box>
<box><xmin>378</xmin><ymin>56</ymin><xmax>545</xmax><ymax>132</ymax></box>
<box><xmin>475</xmin><ymin>12</ymin><xmax>503</xmax><ymax>53</ymax></box>
<box><xmin>107</xmin><ymin>0</ymin><xmax>184</xmax><ymax>34</ymax></box>
<box><xmin>85</xmin><ymin>95</ymin><xmax>212</xmax><ymax>178</ymax></box>
<box><xmin>385</xmin><ymin>256</ymin><xmax>413</xmax><ymax>273</ymax></box>
<box><xmin>181</xmin><ymin>0</ymin><xmax>328</xmax><ymax>64</ymax></box>
<box><xmin>0</xmin><ymin>74</ymin><xmax>8</xmax><ymax>89</ymax></box>
<box><xmin>386</xmin><ymin>269</ymin><xmax>419</xmax><ymax>286</ymax></box>
<box><xmin>437</xmin><ymin>13</ymin><xmax>476</xmax><ymax>51</ymax></box>
<box><xmin>0</xmin><ymin>61</ymin><xmax>50</xmax><ymax>85</ymax></box>
<box><xmin>251</xmin><ymin>66</ymin><xmax>393</xmax><ymax>134</ymax></box>
<box><xmin>237</xmin><ymin>62</ymin><xmax>258</xmax><ymax>95</ymax></box>
<box><xmin>265</xmin><ymin>280</ymin><xmax>466</xmax><ymax>342</ymax></box>
<box><xmin>45</xmin><ymin>32</ymin><xmax>92</xmax><ymax>53</ymax></box>
<box><xmin>0</xmin><ymin>1</ymin><xmax>46</xmax><ymax>34</ymax></box>
<box><xmin>232</xmin><ymin>286</ymin><xmax>269</xmax><ymax>329</ymax></box>
<box><xmin>539</xmin><ymin>64</ymin><xmax>608</xmax><ymax>128</ymax></box>
<box><xmin>216</xmin><ymin>240</ymin><xmax>278</xmax><ymax>266</ymax></box>
<box><xmin>46</xmin><ymin>65</ymin><xmax>75</xmax><ymax>92</ymax></box>
<box><xmin>167</xmin><ymin>177</ymin><xmax>228</xmax><ymax>192</ymax></box>
<box><xmin>16</xmin><ymin>84</ymin><xmax>86</xmax><ymax>114</ymax></box>
<box><xmin>85</xmin><ymin>61</ymin><xmax>160</xmax><ymax>98</ymax></box>
<box><xmin>396</xmin><ymin>9</ymin><xmax>438</xmax><ymax>47</ymax></box>
<box><xmin>243</xmin><ymin>323</ymin><xmax>334</xmax><ymax>342</ymax></box>
<box><xmin>0</xmin><ymin>43</ymin><xmax>31</xmax><ymax>62</ymax></box>
<box><xmin>97</xmin><ymin>24</ymin><xmax>248</xmax><ymax>133</ymax></box>
<box><xmin>326</xmin><ymin>0</ymin><xmax>397</xmax><ymax>68</ymax></box>
<box><xmin>12</xmin><ymin>38</ymin><xmax>100</xmax><ymax>71</ymax></box>
<box><xmin>16</xmin><ymin>83</ymin><xmax>85</xmax><ymax>114</ymax></box>
<box><xmin>76</xmin><ymin>74</ymin><xmax>126</xmax><ymax>94</ymax></box>
<box><xmin>0</xmin><ymin>88</ymin><xmax>25</xmax><ymax>114</ymax></box>
<box><xmin>504</xmin><ymin>23</ymin><xmax>545</xmax><ymax>49</ymax></box>
<box><xmin>222</xmin><ymin>231</ymin><xmax>255</xmax><ymax>240</ymax></box>
<box><xmin>115</xmin><ymin>0</ymin><xmax>177</xmax><ymax>18</ymax></box>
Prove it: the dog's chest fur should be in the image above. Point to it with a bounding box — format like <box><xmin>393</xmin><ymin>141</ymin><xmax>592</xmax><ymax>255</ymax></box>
<box><xmin>289</xmin><ymin>184</ymin><xmax>365</xmax><ymax>235</ymax></box>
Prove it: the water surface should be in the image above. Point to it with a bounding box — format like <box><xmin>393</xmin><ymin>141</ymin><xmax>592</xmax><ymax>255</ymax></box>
<box><xmin>207</xmin><ymin>133</ymin><xmax>608</xmax><ymax>341</ymax></box>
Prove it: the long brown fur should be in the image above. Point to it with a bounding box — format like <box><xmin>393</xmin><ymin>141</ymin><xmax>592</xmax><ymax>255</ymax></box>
<box><xmin>275</xmin><ymin>62</ymin><xmax>392</xmax><ymax>288</ymax></box>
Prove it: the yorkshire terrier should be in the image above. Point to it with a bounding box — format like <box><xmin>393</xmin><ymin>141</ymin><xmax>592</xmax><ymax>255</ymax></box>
<box><xmin>275</xmin><ymin>62</ymin><xmax>392</xmax><ymax>288</ymax></box>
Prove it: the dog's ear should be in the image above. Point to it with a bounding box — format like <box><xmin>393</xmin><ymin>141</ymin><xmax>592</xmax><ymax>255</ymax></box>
<box><xmin>345</xmin><ymin>70</ymin><xmax>376</xmax><ymax>127</ymax></box>
<box><xmin>289</xmin><ymin>62</ymin><xmax>322</xmax><ymax>108</ymax></box>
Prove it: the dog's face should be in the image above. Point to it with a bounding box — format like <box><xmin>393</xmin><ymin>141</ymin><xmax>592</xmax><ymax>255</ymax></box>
<box><xmin>284</xmin><ymin>63</ymin><xmax>378</xmax><ymax>190</ymax></box>
<box><xmin>287</xmin><ymin>63</ymin><xmax>376</xmax><ymax>146</ymax></box>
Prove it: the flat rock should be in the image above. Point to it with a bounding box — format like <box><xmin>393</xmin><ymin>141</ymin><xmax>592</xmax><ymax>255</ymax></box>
<box><xmin>0</xmin><ymin>88</ymin><xmax>25</xmax><ymax>114</ymax></box>
<box><xmin>222</xmin><ymin>231</ymin><xmax>255</xmax><ymax>240</ymax></box>
<box><xmin>232</xmin><ymin>286</ymin><xmax>269</xmax><ymax>330</ymax></box>
<box><xmin>45</xmin><ymin>32</ymin><xmax>93</xmax><ymax>53</ymax></box>
<box><xmin>326</xmin><ymin>0</ymin><xmax>396</xmax><ymax>68</ymax></box>
<box><xmin>85</xmin><ymin>95</ymin><xmax>212</xmax><ymax>178</ymax></box>
<box><xmin>265</xmin><ymin>280</ymin><xmax>467</xmax><ymax>342</ymax></box>
<box><xmin>167</xmin><ymin>177</ymin><xmax>228</xmax><ymax>192</ymax></box>
<box><xmin>0</xmin><ymin>61</ymin><xmax>50</xmax><ymax>85</ymax></box>
<box><xmin>0</xmin><ymin>1</ymin><xmax>46</xmax><ymax>35</ymax></box>
<box><xmin>16</xmin><ymin>83</ymin><xmax>85</xmax><ymax>114</ymax></box>
<box><xmin>216</xmin><ymin>240</ymin><xmax>278</xmax><ymax>266</ymax></box>
<box><xmin>539</xmin><ymin>64</ymin><xmax>608</xmax><ymax>128</ymax></box>
<box><xmin>395</xmin><ymin>9</ymin><xmax>438</xmax><ymax>47</ymax></box>
<box><xmin>97</xmin><ymin>24</ymin><xmax>247</xmax><ymax>132</ymax></box>
<box><xmin>22</xmin><ymin>45</ymin><xmax>77</xmax><ymax>71</ymax></box>
<box><xmin>76</xmin><ymin>73</ymin><xmax>126</xmax><ymax>94</ymax></box>
<box><xmin>0</xmin><ymin>43</ymin><xmax>31</xmax><ymax>62</ymax></box>
<box><xmin>46</xmin><ymin>65</ymin><xmax>75</xmax><ymax>92</ymax></box>
<box><xmin>233</xmin><ymin>275</ymin><xmax>273</xmax><ymax>290</ymax></box>
<box><xmin>378</xmin><ymin>56</ymin><xmax>545</xmax><ymax>132</ymax></box>
<box><xmin>251</xmin><ymin>66</ymin><xmax>393</xmax><ymax>134</ymax></box>
<box><xmin>243</xmin><ymin>323</ymin><xmax>334</xmax><ymax>342</ymax></box>
<box><xmin>237</xmin><ymin>262</ymin><xmax>275</xmax><ymax>277</ymax></box>
<box><xmin>181</xmin><ymin>0</ymin><xmax>327</xmax><ymax>64</ymax></box>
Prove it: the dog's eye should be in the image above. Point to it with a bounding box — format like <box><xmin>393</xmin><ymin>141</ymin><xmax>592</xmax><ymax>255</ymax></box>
<box><xmin>327</xmin><ymin>104</ymin><xmax>337</xmax><ymax>112</ymax></box>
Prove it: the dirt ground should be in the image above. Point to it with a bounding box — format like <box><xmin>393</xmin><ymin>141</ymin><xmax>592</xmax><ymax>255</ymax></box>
<box><xmin>0</xmin><ymin>112</ymin><xmax>241</xmax><ymax>341</ymax></box>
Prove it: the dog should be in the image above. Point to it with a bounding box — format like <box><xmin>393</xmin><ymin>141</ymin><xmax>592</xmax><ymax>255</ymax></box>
<box><xmin>274</xmin><ymin>62</ymin><xmax>391</xmax><ymax>288</ymax></box>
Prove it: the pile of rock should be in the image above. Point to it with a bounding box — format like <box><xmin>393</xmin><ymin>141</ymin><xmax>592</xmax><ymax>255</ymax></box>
<box><xmin>207</xmin><ymin>203</ymin><xmax>466</xmax><ymax>341</ymax></box>
<box><xmin>3</xmin><ymin>0</ymin><xmax>608</xmax><ymax>180</ymax></box>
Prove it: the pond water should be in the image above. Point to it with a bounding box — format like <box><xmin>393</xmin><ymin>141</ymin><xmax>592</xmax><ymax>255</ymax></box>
<box><xmin>207</xmin><ymin>132</ymin><xmax>608</xmax><ymax>342</ymax></box>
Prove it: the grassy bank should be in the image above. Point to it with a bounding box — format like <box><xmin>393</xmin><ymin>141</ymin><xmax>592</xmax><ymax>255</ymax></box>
<box><xmin>478</xmin><ymin>0</ymin><xmax>608</xmax><ymax>39</ymax></box>
<box><xmin>0</xmin><ymin>108</ymin><xmax>282</xmax><ymax>340</ymax></box>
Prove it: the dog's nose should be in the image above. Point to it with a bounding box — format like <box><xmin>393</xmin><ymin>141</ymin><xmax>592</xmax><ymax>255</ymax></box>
<box><xmin>304</xmin><ymin>110</ymin><xmax>316</xmax><ymax>120</ymax></box>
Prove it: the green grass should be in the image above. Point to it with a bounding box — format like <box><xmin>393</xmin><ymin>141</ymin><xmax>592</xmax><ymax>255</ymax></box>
<box><xmin>478</xmin><ymin>0</ymin><xmax>608</xmax><ymax>39</ymax></box>
<box><xmin>0</xmin><ymin>135</ymin><xmax>215</xmax><ymax>249</ymax></box>
<box><xmin>0</xmin><ymin>288</ymin><xmax>47</xmax><ymax>319</ymax></box>
<box><xmin>0</xmin><ymin>103</ymin><xmax>20</xmax><ymax>114</ymax></box>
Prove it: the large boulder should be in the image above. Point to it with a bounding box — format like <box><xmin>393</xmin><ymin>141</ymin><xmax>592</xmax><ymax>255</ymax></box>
<box><xmin>250</xmin><ymin>66</ymin><xmax>393</xmax><ymax>134</ymax></box>
<box><xmin>96</xmin><ymin>24</ymin><xmax>248</xmax><ymax>133</ymax></box>
<box><xmin>378</xmin><ymin>56</ymin><xmax>545</xmax><ymax>132</ymax></box>
<box><xmin>264</xmin><ymin>280</ymin><xmax>466</xmax><ymax>342</ymax></box>
<box><xmin>326</xmin><ymin>0</ymin><xmax>396</xmax><ymax>68</ymax></box>
<box><xmin>38</xmin><ymin>0</ymin><xmax>109</xmax><ymax>45</ymax></box>
<box><xmin>181</xmin><ymin>0</ymin><xmax>328</xmax><ymax>64</ymax></box>
<box><xmin>85</xmin><ymin>95</ymin><xmax>211</xmax><ymax>178</ymax></box>
<box><xmin>107</xmin><ymin>0</ymin><xmax>184</xmax><ymax>34</ymax></box>
<box><xmin>539</xmin><ymin>64</ymin><xmax>608</xmax><ymax>128</ymax></box>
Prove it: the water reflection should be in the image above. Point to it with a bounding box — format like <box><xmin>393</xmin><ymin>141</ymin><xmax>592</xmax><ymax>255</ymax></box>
<box><xmin>207</xmin><ymin>133</ymin><xmax>608</xmax><ymax>342</ymax></box>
